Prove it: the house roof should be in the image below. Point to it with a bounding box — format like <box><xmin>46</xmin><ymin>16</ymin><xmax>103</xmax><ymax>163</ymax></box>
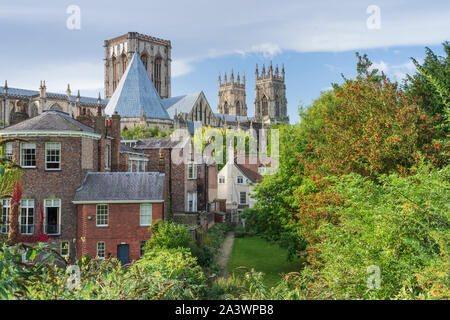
<box><xmin>104</xmin><ymin>51</ymin><xmax>170</xmax><ymax>120</ymax></box>
<box><xmin>161</xmin><ymin>92</ymin><xmax>201</xmax><ymax>118</ymax></box>
<box><xmin>0</xmin><ymin>87</ymin><xmax>108</xmax><ymax>106</ymax></box>
<box><xmin>235</xmin><ymin>163</ymin><xmax>263</xmax><ymax>183</ymax></box>
<box><xmin>0</xmin><ymin>110</ymin><xmax>97</xmax><ymax>134</ymax></box>
<box><xmin>134</xmin><ymin>137</ymin><xmax>189</xmax><ymax>149</ymax></box>
<box><xmin>120</xmin><ymin>143</ymin><xmax>147</xmax><ymax>156</ymax></box>
<box><xmin>74</xmin><ymin>172</ymin><xmax>165</xmax><ymax>203</ymax></box>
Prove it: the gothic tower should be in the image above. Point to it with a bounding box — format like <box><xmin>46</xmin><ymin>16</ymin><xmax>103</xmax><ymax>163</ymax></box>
<box><xmin>254</xmin><ymin>62</ymin><xmax>288</xmax><ymax>124</ymax></box>
<box><xmin>104</xmin><ymin>32</ymin><xmax>172</xmax><ymax>99</ymax></box>
<box><xmin>217</xmin><ymin>70</ymin><xmax>247</xmax><ymax>117</ymax></box>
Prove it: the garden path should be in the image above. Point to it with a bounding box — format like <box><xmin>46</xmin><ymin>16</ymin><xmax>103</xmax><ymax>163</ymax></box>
<box><xmin>216</xmin><ymin>231</ymin><xmax>235</xmax><ymax>279</ymax></box>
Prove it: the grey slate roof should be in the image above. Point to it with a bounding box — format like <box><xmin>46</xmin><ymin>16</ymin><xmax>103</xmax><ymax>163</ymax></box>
<box><xmin>0</xmin><ymin>110</ymin><xmax>96</xmax><ymax>133</ymax></box>
<box><xmin>120</xmin><ymin>143</ymin><xmax>147</xmax><ymax>156</ymax></box>
<box><xmin>215</xmin><ymin>113</ymin><xmax>254</xmax><ymax>123</ymax></box>
<box><xmin>0</xmin><ymin>87</ymin><xmax>108</xmax><ymax>106</ymax></box>
<box><xmin>74</xmin><ymin>172</ymin><xmax>165</xmax><ymax>202</ymax></box>
<box><xmin>135</xmin><ymin>137</ymin><xmax>188</xmax><ymax>149</ymax></box>
<box><xmin>161</xmin><ymin>92</ymin><xmax>201</xmax><ymax>118</ymax></box>
<box><xmin>104</xmin><ymin>51</ymin><xmax>170</xmax><ymax>120</ymax></box>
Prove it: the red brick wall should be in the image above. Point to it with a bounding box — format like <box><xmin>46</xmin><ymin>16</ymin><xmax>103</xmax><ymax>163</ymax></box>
<box><xmin>9</xmin><ymin>136</ymin><xmax>100</xmax><ymax>260</ymax></box>
<box><xmin>77</xmin><ymin>202</ymin><xmax>163</xmax><ymax>261</ymax></box>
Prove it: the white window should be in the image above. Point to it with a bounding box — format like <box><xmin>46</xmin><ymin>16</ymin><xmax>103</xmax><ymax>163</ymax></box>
<box><xmin>128</xmin><ymin>160</ymin><xmax>133</xmax><ymax>172</ymax></box>
<box><xmin>1</xmin><ymin>199</ymin><xmax>10</xmax><ymax>234</ymax></box>
<box><xmin>20</xmin><ymin>143</ymin><xmax>36</xmax><ymax>168</ymax></box>
<box><xmin>237</xmin><ymin>176</ymin><xmax>244</xmax><ymax>184</ymax></box>
<box><xmin>239</xmin><ymin>192</ymin><xmax>247</xmax><ymax>205</ymax></box>
<box><xmin>96</xmin><ymin>204</ymin><xmax>108</xmax><ymax>226</ymax></box>
<box><xmin>140</xmin><ymin>161</ymin><xmax>146</xmax><ymax>172</ymax></box>
<box><xmin>97</xmin><ymin>241</ymin><xmax>105</xmax><ymax>259</ymax></box>
<box><xmin>61</xmin><ymin>241</ymin><xmax>69</xmax><ymax>258</ymax></box>
<box><xmin>4</xmin><ymin>143</ymin><xmax>13</xmax><ymax>161</ymax></box>
<box><xmin>187</xmin><ymin>192</ymin><xmax>197</xmax><ymax>212</ymax></box>
<box><xmin>187</xmin><ymin>162</ymin><xmax>196</xmax><ymax>179</ymax></box>
<box><xmin>45</xmin><ymin>142</ymin><xmax>61</xmax><ymax>170</ymax></box>
<box><xmin>20</xmin><ymin>199</ymin><xmax>34</xmax><ymax>234</ymax></box>
<box><xmin>219</xmin><ymin>176</ymin><xmax>225</xmax><ymax>184</ymax></box>
<box><xmin>44</xmin><ymin>199</ymin><xmax>61</xmax><ymax>235</ymax></box>
<box><xmin>140</xmin><ymin>204</ymin><xmax>152</xmax><ymax>226</ymax></box>
<box><xmin>105</xmin><ymin>145</ymin><xmax>110</xmax><ymax>169</ymax></box>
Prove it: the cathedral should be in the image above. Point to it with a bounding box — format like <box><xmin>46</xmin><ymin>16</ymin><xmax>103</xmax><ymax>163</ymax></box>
<box><xmin>0</xmin><ymin>32</ymin><xmax>289</xmax><ymax>132</ymax></box>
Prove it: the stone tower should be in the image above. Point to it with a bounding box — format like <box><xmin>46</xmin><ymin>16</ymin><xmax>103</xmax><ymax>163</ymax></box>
<box><xmin>104</xmin><ymin>32</ymin><xmax>172</xmax><ymax>99</ymax></box>
<box><xmin>254</xmin><ymin>62</ymin><xmax>288</xmax><ymax>124</ymax></box>
<box><xmin>217</xmin><ymin>70</ymin><xmax>247</xmax><ymax>117</ymax></box>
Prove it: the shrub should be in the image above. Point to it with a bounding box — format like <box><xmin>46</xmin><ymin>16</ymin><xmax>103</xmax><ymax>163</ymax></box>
<box><xmin>144</xmin><ymin>220</ymin><xmax>194</xmax><ymax>252</ymax></box>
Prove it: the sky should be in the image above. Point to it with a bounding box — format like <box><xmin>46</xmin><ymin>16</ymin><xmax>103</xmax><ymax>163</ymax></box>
<box><xmin>0</xmin><ymin>0</ymin><xmax>449</xmax><ymax>123</ymax></box>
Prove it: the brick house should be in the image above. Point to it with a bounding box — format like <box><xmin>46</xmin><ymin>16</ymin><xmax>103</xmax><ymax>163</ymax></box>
<box><xmin>0</xmin><ymin>109</ymin><xmax>120</xmax><ymax>259</ymax></box>
<box><xmin>74</xmin><ymin>172</ymin><xmax>165</xmax><ymax>264</ymax></box>
<box><xmin>134</xmin><ymin>137</ymin><xmax>218</xmax><ymax>216</ymax></box>
<box><xmin>0</xmin><ymin>109</ymin><xmax>166</xmax><ymax>263</ymax></box>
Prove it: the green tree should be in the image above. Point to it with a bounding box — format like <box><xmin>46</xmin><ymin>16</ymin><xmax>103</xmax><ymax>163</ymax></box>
<box><xmin>121</xmin><ymin>125</ymin><xmax>171</xmax><ymax>140</ymax></box>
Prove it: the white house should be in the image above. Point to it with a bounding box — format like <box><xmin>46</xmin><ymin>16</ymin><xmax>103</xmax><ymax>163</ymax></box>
<box><xmin>217</xmin><ymin>155</ymin><xmax>263</xmax><ymax>213</ymax></box>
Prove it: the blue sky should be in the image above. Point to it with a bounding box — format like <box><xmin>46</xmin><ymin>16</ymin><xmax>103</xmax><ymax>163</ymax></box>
<box><xmin>1</xmin><ymin>0</ymin><xmax>449</xmax><ymax>123</ymax></box>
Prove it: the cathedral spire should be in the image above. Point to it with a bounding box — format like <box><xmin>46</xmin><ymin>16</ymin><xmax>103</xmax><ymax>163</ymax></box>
<box><xmin>255</xmin><ymin>64</ymin><xmax>259</xmax><ymax>79</ymax></box>
<box><xmin>230</xmin><ymin>69</ymin><xmax>234</xmax><ymax>84</ymax></box>
<box><xmin>218</xmin><ymin>72</ymin><xmax>221</xmax><ymax>86</ymax></box>
<box><xmin>269</xmin><ymin>61</ymin><xmax>273</xmax><ymax>78</ymax></box>
<box><xmin>66</xmin><ymin>84</ymin><xmax>71</xmax><ymax>101</ymax></box>
<box><xmin>262</xmin><ymin>64</ymin><xmax>266</xmax><ymax>79</ymax></box>
<box><xmin>76</xmin><ymin>90</ymin><xmax>81</xmax><ymax>103</ymax></box>
<box><xmin>243</xmin><ymin>72</ymin><xmax>246</xmax><ymax>86</ymax></box>
<box><xmin>282</xmin><ymin>64</ymin><xmax>285</xmax><ymax>80</ymax></box>
<box><xmin>237</xmin><ymin>72</ymin><xmax>240</xmax><ymax>85</ymax></box>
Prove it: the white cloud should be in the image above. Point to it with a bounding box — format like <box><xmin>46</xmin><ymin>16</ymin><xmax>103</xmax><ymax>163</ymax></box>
<box><xmin>172</xmin><ymin>59</ymin><xmax>195</xmax><ymax>78</ymax></box>
<box><xmin>369</xmin><ymin>59</ymin><xmax>421</xmax><ymax>81</ymax></box>
<box><xmin>236</xmin><ymin>43</ymin><xmax>282</xmax><ymax>59</ymax></box>
<box><xmin>2</xmin><ymin>61</ymin><xmax>104</xmax><ymax>95</ymax></box>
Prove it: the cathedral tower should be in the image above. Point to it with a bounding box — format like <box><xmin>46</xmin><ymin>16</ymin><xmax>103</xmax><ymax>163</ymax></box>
<box><xmin>254</xmin><ymin>62</ymin><xmax>288</xmax><ymax>124</ymax></box>
<box><xmin>104</xmin><ymin>32</ymin><xmax>172</xmax><ymax>99</ymax></box>
<box><xmin>217</xmin><ymin>70</ymin><xmax>247</xmax><ymax>117</ymax></box>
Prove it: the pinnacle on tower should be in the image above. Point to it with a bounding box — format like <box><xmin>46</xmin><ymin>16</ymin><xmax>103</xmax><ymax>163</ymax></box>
<box><xmin>237</xmin><ymin>72</ymin><xmax>240</xmax><ymax>85</ymax></box>
<box><xmin>255</xmin><ymin>64</ymin><xmax>259</xmax><ymax>79</ymax></box>
<box><xmin>262</xmin><ymin>64</ymin><xmax>266</xmax><ymax>79</ymax></box>
<box><xmin>243</xmin><ymin>72</ymin><xmax>246</xmax><ymax>86</ymax></box>
<box><xmin>218</xmin><ymin>73</ymin><xmax>222</xmax><ymax>86</ymax></box>
<box><xmin>230</xmin><ymin>69</ymin><xmax>234</xmax><ymax>84</ymax></box>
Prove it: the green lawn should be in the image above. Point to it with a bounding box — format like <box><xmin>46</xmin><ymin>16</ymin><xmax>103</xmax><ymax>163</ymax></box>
<box><xmin>227</xmin><ymin>236</ymin><xmax>303</xmax><ymax>288</ymax></box>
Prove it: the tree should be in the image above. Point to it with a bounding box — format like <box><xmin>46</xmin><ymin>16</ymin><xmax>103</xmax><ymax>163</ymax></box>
<box><xmin>121</xmin><ymin>125</ymin><xmax>171</xmax><ymax>140</ymax></box>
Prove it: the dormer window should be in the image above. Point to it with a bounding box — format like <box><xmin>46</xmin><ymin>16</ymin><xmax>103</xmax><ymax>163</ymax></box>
<box><xmin>237</xmin><ymin>176</ymin><xmax>244</xmax><ymax>184</ymax></box>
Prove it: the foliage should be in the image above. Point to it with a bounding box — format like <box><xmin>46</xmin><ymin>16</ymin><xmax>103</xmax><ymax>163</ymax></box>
<box><xmin>404</xmin><ymin>42</ymin><xmax>450</xmax><ymax>120</ymax></box>
<box><xmin>121</xmin><ymin>125</ymin><xmax>171</xmax><ymax>140</ymax></box>
<box><xmin>298</xmin><ymin>163</ymin><xmax>449</xmax><ymax>299</ymax></box>
<box><xmin>144</xmin><ymin>220</ymin><xmax>194</xmax><ymax>252</ymax></box>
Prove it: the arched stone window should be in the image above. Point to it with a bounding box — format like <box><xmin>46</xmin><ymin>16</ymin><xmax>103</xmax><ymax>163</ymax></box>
<box><xmin>153</xmin><ymin>56</ymin><xmax>162</xmax><ymax>96</ymax></box>
<box><xmin>223</xmin><ymin>101</ymin><xmax>229</xmax><ymax>114</ymax></box>
<box><xmin>199</xmin><ymin>102</ymin><xmax>202</xmax><ymax>122</ymax></box>
<box><xmin>121</xmin><ymin>53</ymin><xmax>128</xmax><ymax>74</ymax></box>
<box><xmin>236</xmin><ymin>101</ymin><xmax>241</xmax><ymax>116</ymax></box>
<box><xmin>141</xmin><ymin>54</ymin><xmax>148</xmax><ymax>70</ymax></box>
<box><xmin>112</xmin><ymin>57</ymin><xmax>119</xmax><ymax>91</ymax></box>
<box><xmin>275</xmin><ymin>95</ymin><xmax>280</xmax><ymax>118</ymax></box>
<box><xmin>50</xmin><ymin>103</ymin><xmax>62</xmax><ymax>111</ymax></box>
<box><xmin>261</xmin><ymin>95</ymin><xmax>268</xmax><ymax>116</ymax></box>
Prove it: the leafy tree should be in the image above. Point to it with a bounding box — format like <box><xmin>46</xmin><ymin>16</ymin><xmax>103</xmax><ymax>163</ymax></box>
<box><xmin>404</xmin><ymin>42</ymin><xmax>450</xmax><ymax>120</ymax></box>
<box><xmin>121</xmin><ymin>125</ymin><xmax>171</xmax><ymax>140</ymax></box>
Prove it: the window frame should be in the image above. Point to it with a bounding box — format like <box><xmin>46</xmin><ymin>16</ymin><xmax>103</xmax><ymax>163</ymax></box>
<box><xmin>236</xmin><ymin>176</ymin><xmax>244</xmax><ymax>184</ymax></box>
<box><xmin>20</xmin><ymin>142</ymin><xmax>36</xmax><ymax>168</ymax></box>
<box><xmin>1</xmin><ymin>199</ymin><xmax>10</xmax><ymax>234</ymax></box>
<box><xmin>239</xmin><ymin>192</ymin><xmax>247</xmax><ymax>205</ymax></box>
<box><xmin>96</xmin><ymin>241</ymin><xmax>105</xmax><ymax>260</ymax></box>
<box><xmin>96</xmin><ymin>204</ymin><xmax>109</xmax><ymax>227</ymax></box>
<box><xmin>140</xmin><ymin>241</ymin><xmax>146</xmax><ymax>258</ymax></box>
<box><xmin>218</xmin><ymin>176</ymin><xmax>225</xmax><ymax>184</ymax></box>
<box><xmin>60</xmin><ymin>241</ymin><xmax>70</xmax><ymax>258</ymax></box>
<box><xmin>139</xmin><ymin>204</ymin><xmax>152</xmax><ymax>226</ymax></box>
<box><xmin>44</xmin><ymin>198</ymin><xmax>61</xmax><ymax>235</ymax></box>
<box><xmin>187</xmin><ymin>162</ymin><xmax>197</xmax><ymax>180</ymax></box>
<box><xmin>187</xmin><ymin>191</ymin><xmax>197</xmax><ymax>212</ymax></box>
<box><xmin>45</xmin><ymin>142</ymin><xmax>61</xmax><ymax>171</ymax></box>
<box><xmin>4</xmin><ymin>142</ymin><xmax>13</xmax><ymax>161</ymax></box>
<box><xmin>19</xmin><ymin>199</ymin><xmax>34</xmax><ymax>235</ymax></box>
